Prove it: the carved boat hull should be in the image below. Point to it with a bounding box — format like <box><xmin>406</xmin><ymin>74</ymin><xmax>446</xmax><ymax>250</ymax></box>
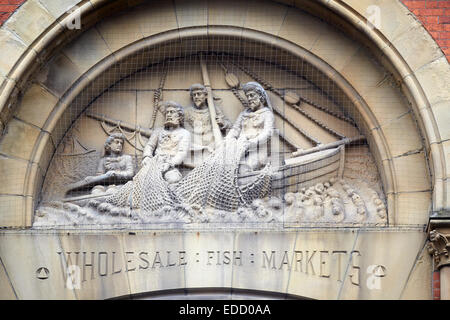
<box><xmin>237</xmin><ymin>146</ymin><xmax>345</xmax><ymax>197</ymax></box>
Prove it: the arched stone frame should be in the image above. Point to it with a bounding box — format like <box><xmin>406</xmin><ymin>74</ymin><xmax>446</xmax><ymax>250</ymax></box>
<box><xmin>0</xmin><ymin>0</ymin><xmax>447</xmax><ymax>228</ymax></box>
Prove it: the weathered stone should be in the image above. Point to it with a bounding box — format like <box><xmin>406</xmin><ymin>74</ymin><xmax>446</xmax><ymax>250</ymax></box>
<box><xmin>128</xmin><ymin>0</ymin><xmax>178</xmax><ymax>38</ymax></box>
<box><xmin>96</xmin><ymin>11</ymin><xmax>143</xmax><ymax>52</ymax></box>
<box><xmin>338</xmin><ymin>230</ymin><xmax>426</xmax><ymax>299</ymax></box>
<box><xmin>0</xmin><ymin>233</ymin><xmax>76</xmax><ymax>299</ymax></box>
<box><xmin>183</xmin><ymin>232</ymin><xmax>234</xmax><ymax>289</ymax></box>
<box><xmin>208</xmin><ymin>0</ymin><xmax>248</xmax><ymax>27</ymax></box>
<box><xmin>400</xmin><ymin>246</ymin><xmax>432</xmax><ymax>300</ymax></box>
<box><xmin>340</xmin><ymin>48</ymin><xmax>386</xmax><ymax>97</ymax></box>
<box><xmin>363</xmin><ymin>85</ymin><xmax>410</xmax><ymax>127</ymax></box>
<box><xmin>340</xmin><ymin>0</ymin><xmax>418</xmax><ymax>41</ymax></box>
<box><xmin>395</xmin><ymin>191</ymin><xmax>431</xmax><ymax>225</ymax></box>
<box><xmin>443</xmin><ymin>140</ymin><xmax>450</xmax><ymax>180</ymax></box>
<box><xmin>393</xmin><ymin>22</ymin><xmax>444</xmax><ymax>73</ymax></box>
<box><xmin>311</xmin><ymin>26</ymin><xmax>360</xmax><ymax>72</ymax></box>
<box><xmin>122</xmin><ymin>232</ymin><xmax>187</xmax><ymax>295</ymax></box>
<box><xmin>392</xmin><ymin>152</ymin><xmax>430</xmax><ymax>193</ymax></box>
<box><xmin>39</xmin><ymin>0</ymin><xmax>82</xmax><ymax>18</ymax></box>
<box><xmin>0</xmin><ymin>119</ymin><xmax>41</xmax><ymax>161</ymax></box>
<box><xmin>0</xmin><ymin>260</ymin><xmax>16</xmax><ymax>299</ymax></box>
<box><xmin>286</xmin><ymin>231</ymin><xmax>358</xmax><ymax>299</ymax></box>
<box><xmin>379</xmin><ymin>112</ymin><xmax>423</xmax><ymax>158</ymax></box>
<box><xmin>232</xmin><ymin>231</ymin><xmax>297</xmax><ymax>294</ymax></box>
<box><xmin>174</xmin><ymin>0</ymin><xmax>208</xmax><ymax>28</ymax></box>
<box><xmin>0</xmin><ymin>156</ymin><xmax>29</xmax><ymax>195</ymax></box>
<box><xmin>430</xmin><ymin>101</ymin><xmax>450</xmax><ymax>141</ymax></box>
<box><xmin>62</xmin><ymin>28</ymin><xmax>112</xmax><ymax>75</ymax></box>
<box><xmin>36</xmin><ymin>53</ymin><xmax>82</xmax><ymax>98</ymax></box>
<box><xmin>3</xmin><ymin>0</ymin><xmax>54</xmax><ymax>46</ymax></box>
<box><xmin>414</xmin><ymin>57</ymin><xmax>450</xmax><ymax>107</ymax></box>
<box><xmin>58</xmin><ymin>233</ymin><xmax>130</xmax><ymax>299</ymax></box>
<box><xmin>15</xmin><ymin>84</ymin><xmax>59</xmax><ymax>129</ymax></box>
<box><xmin>243</xmin><ymin>0</ymin><xmax>288</xmax><ymax>36</ymax></box>
<box><xmin>0</xmin><ymin>195</ymin><xmax>26</xmax><ymax>227</ymax></box>
<box><xmin>0</xmin><ymin>29</ymin><xmax>27</xmax><ymax>79</ymax></box>
<box><xmin>278</xmin><ymin>8</ymin><xmax>327</xmax><ymax>50</ymax></box>
<box><xmin>0</xmin><ymin>0</ymin><xmax>444</xmax><ymax>300</ymax></box>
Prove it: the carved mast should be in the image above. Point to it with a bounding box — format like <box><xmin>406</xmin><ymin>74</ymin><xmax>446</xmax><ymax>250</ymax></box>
<box><xmin>199</xmin><ymin>54</ymin><xmax>223</xmax><ymax>147</ymax></box>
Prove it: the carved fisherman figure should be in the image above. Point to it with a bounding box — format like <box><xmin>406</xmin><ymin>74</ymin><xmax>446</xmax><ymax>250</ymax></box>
<box><xmin>142</xmin><ymin>101</ymin><xmax>191</xmax><ymax>183</ymax></box>
<box><xmin>101</xmin><ymin>101</ymin><xmax>190</xmax><ymax>213</ymax></box>
<box><xmin>67</xmin><ymin>133</ymin><xmax>134</xmax><ymax>195</ymax></box>
<box><xmin>176</xmin><ymin>82</ymin><xmax>274</xmax><ymax>211</ymax></box>
<box><xmin>97</xmin><ymin>133</ymin><xmax>134</xmax><ymax>178</ymax></box>
<box><xmin>184</xmin><ymin>83</ymin><xmax>231</xmax><ymax>166</ymax></box>
<box><xmin>227</xmin><ymin>82</ymin><xmax>275</xmax><ymax>172</ymax></box>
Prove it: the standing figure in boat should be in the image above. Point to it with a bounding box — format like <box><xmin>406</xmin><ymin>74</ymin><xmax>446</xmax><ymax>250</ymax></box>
<box><xmin>227</xmin><ymin>81</ymin><xmax>275</xmax><ymax>172</ymax></box>
<box><xmin>184</xmin><ymin>83</ymin><xmax>231</xmax><ymax>166</ymax></box>
<box><xmin>102</xmin><ymin>101</ymin><xmax>190</xmax><ymax>213</ymax></box>
<box><xmin>176</xmin><ymin>82</ymin><xmax>274</xmax><ymax>212</ymax></box>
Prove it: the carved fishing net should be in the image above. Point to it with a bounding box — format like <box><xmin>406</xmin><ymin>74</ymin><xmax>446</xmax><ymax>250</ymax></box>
<box><xmin>42</xmin><ymin>150</ymin><xmax>100</xmax><ymax>201</ymax></box>
<box><xmin>104</xmin><ymin>155</ymin><xmax>178</xmax><ymax>212</ymax></box>
<box><xmin>103</xmin><ymin>138</ymin><xmax>272</xmax><ymax>214</ymax></box>
<box><xmin>175</xmin><ymin>138</ymin><xmax>272</xmax><ymax>212</ymax></box>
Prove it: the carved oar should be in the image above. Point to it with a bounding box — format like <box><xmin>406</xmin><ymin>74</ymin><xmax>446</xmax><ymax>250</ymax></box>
<box><xmin>234</xmin><ymin>63</ymin><xmax>348</xmax><ymax>140</ymax></box>
<box><xmin>86</xmin><ymin>112</ymin><xmax>152</xmax><ymax>138</ymax></box>
<box><xmin>221</xmin><ymin>62</ymin><xmax>321</xmax><ymax>146</ymax></box>
<box><xmin>292</xmin><ymin>135</ymin><xmax>365</xmax><ymax>157</ymax></box>
<box><xmin>199</xmin><ymin>54</ymin><xmax>223</xmax><ymax>147</ymax></box>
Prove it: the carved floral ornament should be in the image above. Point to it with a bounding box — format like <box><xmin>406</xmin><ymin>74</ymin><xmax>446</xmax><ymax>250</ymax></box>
<box><xmin>427</xmin><ymin>229</ymin><xmax>450</xmax><ymax>270</ymax></box>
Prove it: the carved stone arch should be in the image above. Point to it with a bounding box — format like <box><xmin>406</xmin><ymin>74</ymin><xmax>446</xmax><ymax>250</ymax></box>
<box><xmin>0</xmin><ymin>0</ymin><xmax>446</xmax><ymax>300</ymax></box>
<box><xmin>3</xmin><ymin>3</ymin><xmax>442</xmax><ymax>229</ymax></box>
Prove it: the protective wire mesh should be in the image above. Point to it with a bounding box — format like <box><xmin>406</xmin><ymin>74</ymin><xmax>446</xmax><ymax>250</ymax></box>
<box><xmin>0</xmin><ymin>2</ymin><xmax>403</xmax><ymax>229</ymax></box>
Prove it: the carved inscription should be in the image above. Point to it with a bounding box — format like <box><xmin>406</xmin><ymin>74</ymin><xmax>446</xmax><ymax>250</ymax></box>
<box><xmin>56</xmin><ymin>249</ymin><xmax>363</xmax><ymax>287</ymax></box>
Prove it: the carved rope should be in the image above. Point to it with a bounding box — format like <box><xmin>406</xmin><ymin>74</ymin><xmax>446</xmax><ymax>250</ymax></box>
<box><xmin>233</xmin><ymin>63</ymin><xmax>355</xmax><ymax>125</ymax></box>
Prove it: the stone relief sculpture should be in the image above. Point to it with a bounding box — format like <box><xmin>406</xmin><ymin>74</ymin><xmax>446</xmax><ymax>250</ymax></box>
<box><xmin>175</xmin><ymin>82</ymin><xmax>275</xmax><ymax>212</ymax></box>
<box><xmin>66</xmin><ymin>133</ymin><xmax>134</xmax><ymax>195</ymax></box>
<box><xmin>184</xmin><ymin>83</ymin><xmax>231</xmax><ymax>166</ymax></box>
<box><xmin>227</xmin><ymin>82</ymin><xmax>275</xmax><ymax>173</ymax></box>
<box><xmin>33</xmin><ymin>56</ymin><xmax>388</xmax><ymax>228</ymax></box>
<box><xmin>96</xmin><ymin>101</ymin><xmax>191</xmax><ymax>215</ymax></box>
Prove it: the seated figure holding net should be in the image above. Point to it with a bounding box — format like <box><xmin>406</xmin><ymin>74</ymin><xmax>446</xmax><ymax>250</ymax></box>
<box><xmin>66</xmin><ymin>133</ymin><xmax>134</xmax><ymax>195</ymax></box>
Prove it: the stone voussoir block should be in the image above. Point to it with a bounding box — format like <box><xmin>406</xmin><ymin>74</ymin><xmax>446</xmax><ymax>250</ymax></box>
<box><xmin>15</xmin><ymin>84</ymin><xmax>59</xmax><ymax>129</ymax></box>
<box><xmin>0</xmin><ymin>29</ymin><xmax>27</xmax><ymax>80</ymax></box>
<box><xmin>3</xmin><ymin>0</ymin><xmax>55</xmax><ymax>46</ymax></box>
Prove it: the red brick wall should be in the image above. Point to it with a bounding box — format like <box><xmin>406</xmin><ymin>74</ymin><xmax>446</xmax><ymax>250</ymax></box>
<box><xmin>0</xmin><ymin>0</ymin><xmax>449</xmax><ymax>61</ymax></box>
<box><xmin>0</xmin><ymin>0</ymin><xmax>23</xmax><ymax>26</ymax></box>
<box><xmin>401</xmin><ymin>0</ymin><xmax>450</xmax><ymax>61</ymax></box>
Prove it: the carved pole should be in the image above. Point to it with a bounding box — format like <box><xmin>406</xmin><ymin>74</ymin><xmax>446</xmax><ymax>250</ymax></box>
<box><xmin>292</xmin><ymin>135</ymin><xmax>365</xmax><ymax>157</ymax></box>
<box><xmin>199</xmin><ymin>54</ymin><xmax>223</xmax><ymax>147</ymax></box>
<box><xmin>150</xmin><ymin>62</ymin><xmax>168</xmax><ymax>129</ymax></box>
<box><xmin>86</xmin><ymin>112</ymin><xmax>152</xmax><ymax>137</ymax></box>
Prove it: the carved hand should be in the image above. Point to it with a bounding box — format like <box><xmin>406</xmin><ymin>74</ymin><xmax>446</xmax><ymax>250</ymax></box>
<box><xmin>161</xmin><ymin>162</ymin><xmax>171</xmax><ymax>173</ymax></box>
<box><xmin>107</xmin><ymin>171</ymin><xmax>117</xmax><ymax>178</ymax></box>
<box><xmin>142</xmin><ymin>156</ymin><xmax>151</xmax><ymax>167</ymax></box>
<box><xmin>216</xmin><ymin>115</ymin><xmax>224</xmax><ymax>127</ymax></box>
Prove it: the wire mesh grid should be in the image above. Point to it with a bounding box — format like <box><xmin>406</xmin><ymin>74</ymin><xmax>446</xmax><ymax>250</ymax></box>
<box><xmin>0</xmin><ymin>2</ymin><xmax>413</xmax><ymax>230</ymax></box>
